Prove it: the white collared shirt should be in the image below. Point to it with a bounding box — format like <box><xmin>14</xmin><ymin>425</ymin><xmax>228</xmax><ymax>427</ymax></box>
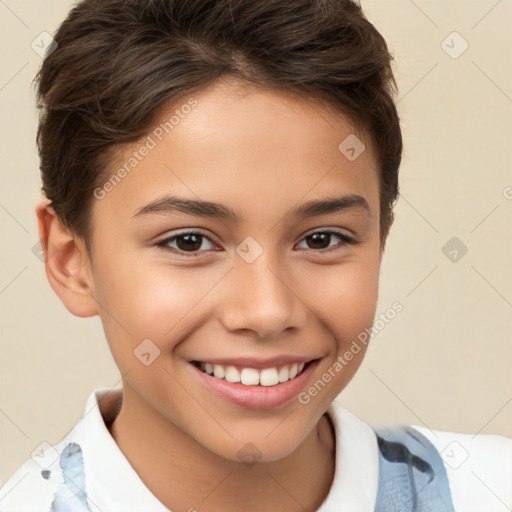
<box><xmin>1</xmin><ymin>387</ymin><xmax>511</xmax><ymax>511</ymax></box>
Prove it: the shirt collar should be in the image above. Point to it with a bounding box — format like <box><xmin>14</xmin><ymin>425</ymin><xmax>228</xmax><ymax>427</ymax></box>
<box><xmin>78</xmin><ymin>388</ymin><xmax>378</xmax><ymax>511</ymax></box>
<box><xmin>75</xmin><ymin>386</ymin><xmax>169</xmax><ymax>511</ymax></box>
<box><xmin>318</xmin><ymin>399</ymin><xmax>379</xmax><ymax>511</ymax></box>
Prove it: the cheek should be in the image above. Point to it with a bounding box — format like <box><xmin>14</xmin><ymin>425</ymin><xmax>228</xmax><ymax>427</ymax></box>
<box><xmin>92</xmin><ymin>255</ymin><xmax>220</xmax><ymax>358</ymax></box>
<box><xmin>301</xmin><ymin>253</ymin><xmax>380</xmax><ymax>389</ymax></box>
<box><xmin>305</xmin><ymin>254</ymin><xmax>380</xmax><ymax>333</ymax></box>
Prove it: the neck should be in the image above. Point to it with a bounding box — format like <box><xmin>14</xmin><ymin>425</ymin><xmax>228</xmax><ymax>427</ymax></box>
<box><xmin>108</xmin><ymin>384</ymin><xmax>336</xmax><ymax>512</ymax></box>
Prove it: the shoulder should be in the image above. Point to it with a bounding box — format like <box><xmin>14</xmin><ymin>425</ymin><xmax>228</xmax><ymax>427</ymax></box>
<box><xmin>0</xmin><ymin>387</ymin><xmax>117</xmax><ymax>512</ymax></box>
<box><xmin>0</xmin><ymin>436</ymin><xmax>72</xmax><ymax>511</ymax></box>
<box><xmin>410</xmin><ymin>424</ymin><xmax>512</xmax><ymax>512</ymax></box>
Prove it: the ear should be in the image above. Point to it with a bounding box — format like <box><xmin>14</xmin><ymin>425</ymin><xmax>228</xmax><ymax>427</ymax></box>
<box><xmin>35</xmin><ymin>198</ymin><xmax>98</xmax><ymax>317</ymax></box>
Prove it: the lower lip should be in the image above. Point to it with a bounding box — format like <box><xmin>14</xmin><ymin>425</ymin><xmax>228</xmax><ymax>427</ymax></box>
<box><xmin>190</xmin><ymin>360</ymin><xmax>319</xmax><ymax>410</ymax></box>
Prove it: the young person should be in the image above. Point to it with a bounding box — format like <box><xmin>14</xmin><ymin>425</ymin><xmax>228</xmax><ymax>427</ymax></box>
<box><xmin>1</xmin><ymin>0</ymin><xmax>511</xmax><ymax>510</ymax></box>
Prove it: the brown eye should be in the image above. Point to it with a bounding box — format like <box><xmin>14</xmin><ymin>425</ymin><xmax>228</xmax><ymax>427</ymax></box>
<box><xmin>173</xmin><ymin>233</ymin><xmax>203</xmax><ymax>252</ymax></box>
<box><xmin>157</xmin><ymin>232</ymin><xmax>216</xmax><ymax>256</ymax></box>
<box><xmin>306</xmin><ymin>232</ymin><xmax>333</xmax><ymax>250</ymax></box>
<box><xmin>297</xmin><ymin>230</ymin><xmax>355</xmax><ymax>252</ymax></box>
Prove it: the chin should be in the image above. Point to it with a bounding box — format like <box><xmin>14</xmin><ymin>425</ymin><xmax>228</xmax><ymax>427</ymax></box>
<box><xmin>203</xmin><ymin>430</ymin><xmax>308</xmax><ymax>465</ymax></box>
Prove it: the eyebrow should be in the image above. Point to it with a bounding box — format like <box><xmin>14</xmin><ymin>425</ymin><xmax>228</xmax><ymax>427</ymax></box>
<box><xmin>131</xmin><ymin>193</ymin><xmax>371</xmax><ymax>221</ymax></box>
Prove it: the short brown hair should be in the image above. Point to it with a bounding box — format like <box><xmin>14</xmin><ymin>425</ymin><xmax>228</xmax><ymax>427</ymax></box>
<box><xmin>34</xmin><ymin>0</ymin><xmax>402</xmax><ymax>255</ymax></box>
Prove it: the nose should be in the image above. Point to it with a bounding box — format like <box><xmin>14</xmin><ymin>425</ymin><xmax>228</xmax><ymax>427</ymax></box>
<box><xmin>218</xmin><ymin>252</ymin><xmax>308</xmax><ymax>339</ymax></box>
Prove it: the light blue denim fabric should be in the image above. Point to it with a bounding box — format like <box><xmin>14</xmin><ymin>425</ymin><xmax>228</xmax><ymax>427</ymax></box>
<box><xmin>372</xmin><ymin>425</ymin><xmax>455</xmax><ymax>512</ymax></box>
<box><xmin>49</xmin><ymin>427</ymin><xmax>455</xmax><ymax>511</ymax></box>
<box><xmin>50</xmin><ymin>443</ymin><xmax>91</xmax><ymax>512</ymax></box>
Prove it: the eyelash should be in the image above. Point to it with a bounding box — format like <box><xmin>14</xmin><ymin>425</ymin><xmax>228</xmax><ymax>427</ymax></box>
<box><xmin>155</xmin><ymin>230</ymin><xmax>358</xmax><ymax>258</ymax></box>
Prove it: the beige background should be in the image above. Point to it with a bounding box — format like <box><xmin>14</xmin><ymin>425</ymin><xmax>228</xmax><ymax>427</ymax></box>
<box><xmin>1</xmin><ymin>0</ymin><xmax>511</xmax><ymax>485</ymax></box>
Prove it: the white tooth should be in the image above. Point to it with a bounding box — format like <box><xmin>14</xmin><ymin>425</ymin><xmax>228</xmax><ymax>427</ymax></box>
<box><xmin>241</xmin><ymin>368</ymin><xmax>260</xmax><ymax>385</ymax></box>
<box><xmin>278</xmin><ymin>366</ymin><xmax>289</xmax><ymax>383</ymax></box>
<box><xmin>213</xmin><ymin>364</ymin><xmax>225</xmax><ymax>379</ymax></box>
<box><xmin>289</xmin><ymin>363</ymin><xmax>298</xmax><ymax>379</ymax></box>
<box><xmin>297</xmin><ymin>362</ymin><xmax>305</xmax><ymax>374</ymax></box>
<box><xmin>260</xmin><ymin>368</ymin><xmax>279</xmax><ymax>386</ymax></box>
<box><xmin>205</xmin><ymin>363</ymin><xmax>214</xmax><ymax>375</ymax></box>
<box><xmin>225</xmin><ymin>365</ymin><xmax>241</xmax><ymax>383</ymax></box>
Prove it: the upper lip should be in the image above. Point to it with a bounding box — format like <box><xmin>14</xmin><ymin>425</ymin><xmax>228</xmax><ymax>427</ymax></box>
<box><xmin>191</xmin><ymin>356</ymin><xmax>320</xmax><ymax>369</ymax></box>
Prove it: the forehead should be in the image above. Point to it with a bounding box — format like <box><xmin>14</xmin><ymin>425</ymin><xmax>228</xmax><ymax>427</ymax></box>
<box><xmin>94</xmin><ymin>78</ymin><xmax>379</xmax><ymax>227</ymax></box>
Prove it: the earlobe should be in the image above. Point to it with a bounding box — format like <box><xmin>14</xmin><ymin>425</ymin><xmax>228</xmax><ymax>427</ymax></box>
<box><xmin>35</xmin><ymin>199</ymin><xmax>98</xmax><ymax>318</ymax></box>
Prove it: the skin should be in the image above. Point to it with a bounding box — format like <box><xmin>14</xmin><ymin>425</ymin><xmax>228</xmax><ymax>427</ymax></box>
<box><xmin>36</xmin><ymin>77</ymin><xmax>384</xmax><ymax>512</ymax></box>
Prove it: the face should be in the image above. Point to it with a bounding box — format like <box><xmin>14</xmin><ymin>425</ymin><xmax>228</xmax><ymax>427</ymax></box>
<box><xmin>87</xmin><ymin>78</ymin><xmax>382</xmax><ymax>462</ymax></box>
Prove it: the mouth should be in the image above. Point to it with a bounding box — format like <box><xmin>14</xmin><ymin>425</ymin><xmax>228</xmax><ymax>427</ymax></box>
<box><xmin>191</xmin><ymin>360</ymin><xmax>312</xmax><ymax>387</ymax></box>
<box><xmin>189</xmin><ymin>358</ymin><xmax>321</xmax><ymax>410</ymax></box>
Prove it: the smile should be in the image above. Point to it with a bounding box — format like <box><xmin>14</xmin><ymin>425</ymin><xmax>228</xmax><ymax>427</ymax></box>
<box><xmin>193</xmin><ymin>361</ymin><xmax>307</xmax><ymax>387</ymax></box>
<box><xmin>190</xmin><ymin>358</ymin><xmax>321</xmax><ymax>409</ymax></box>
